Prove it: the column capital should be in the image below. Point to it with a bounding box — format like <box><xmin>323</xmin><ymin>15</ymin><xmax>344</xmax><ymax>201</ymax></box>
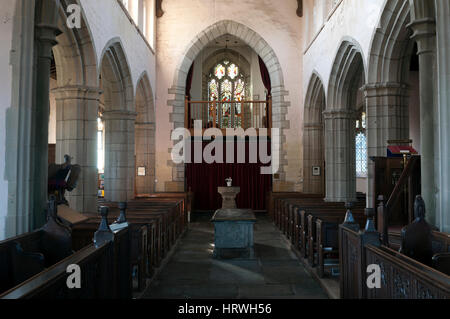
<box><xmin>362</xmin><ymin>82</ymin><xmax>410</xmax><ymax>98</ymax></box>
<box><xmin>303</xmin><ymin>123</ymin><xmax>323</xmax><ymax>130</ymax></box>
<box><xmin>102</xmin><ymin>110</ymin><xmax>137</xmax><ymax>121</ymax></box>
<box><xmin>52</xmin><ymin>85</ymin><xmax>102</xmax><ymax>100</ymax></box>
<box><xmin>35</xmin><ymin>24</ymin><xmax>61</xmax><ymax>58</ymax></box>
<box><xmin>407</xmin><ymin>18</ymin><xmax>436</xmax><ymax>55</ymax></box>
<box><xmin>323</xmin><ymin>109</ymin><xmax>356</xmax><ymax>120</ymax></box>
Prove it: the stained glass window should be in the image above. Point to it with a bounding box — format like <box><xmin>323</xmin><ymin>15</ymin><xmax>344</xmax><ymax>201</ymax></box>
<box><xmin>207</xmin><ymin>60</ymin><xmax>247</xmax><ymax>128</ymax></box>
<box><xmin>233</xmin><ymin>78</ymin><xmax>244</xmax><ymax>101</ymax></box>
<box><xmin>228</xmin><ymin>64</ymin><xmax>239</xmax><ymax>79</ymax></box>
<box><xmin>221</xmin><ymin>80</ymin><xmax>232</xmax><ymax>101</ymax></box>
<box><xmin>356</xmin><ymin>111</ymin><xmax>367</xmax><ymax>177</ymax></box>
<box><xmin>214</xmin><ymin>64</ymin><xmax>226</xmax><ymax>79</ymax></box>
<box><xmin>209</xmin><ymin>79</ymin><xmax>218</xmax><ymax>101</ymax></box>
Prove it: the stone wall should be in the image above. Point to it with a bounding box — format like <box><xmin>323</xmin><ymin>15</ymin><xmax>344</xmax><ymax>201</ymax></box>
<box><xmin>155</xmin><ymin>0</ymin><xmax>304</xmax><ymax>192</ymax></box>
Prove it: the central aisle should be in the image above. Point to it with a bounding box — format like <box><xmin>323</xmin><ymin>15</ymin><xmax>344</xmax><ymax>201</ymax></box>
<box><xmin>143</xmin><ymin>214</ymin><xmax>328</xmax><ymax>299</ymax></box>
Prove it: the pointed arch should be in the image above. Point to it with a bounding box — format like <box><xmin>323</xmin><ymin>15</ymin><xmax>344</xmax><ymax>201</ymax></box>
<box><xmin>303</xmin><ymin>72</ymin><xmax>326</xmax><ymax>194</ymax></box>
<box><xmin>135</xmin><ymin>72</ymin><xmax>156</xmax><ymax>195</ymax></box>
<box><xmin>168</xmin><ymin>20</ymin><xmax>290</xmax><ymax>187</ymax></box>
<box><xmin>324</xmin><ymin>39</ymin><xmax>366</xmax><ymax>202</ymax></box>
<box><xmin>100</xmin><ymin>39</ymin><xmax>136</xmax><ymax>202</ymax></box>
<box><xmin>53</xmin><ymin>0</ymin><xmax>98</xmax><ymax>87</ymax></box>
<box><xmin>327</xmin><ymin>38</ymin><xmax>366</xmax><ymax>110</ymax></box>
<box><xmin>367</xmin><ymin>0</ymin><xmax>413</xmax><ymax>85</ymax></box>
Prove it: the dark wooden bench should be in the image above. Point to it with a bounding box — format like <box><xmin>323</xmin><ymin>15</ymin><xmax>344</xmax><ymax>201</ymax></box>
<box><xmin>0</xmin><ymin>205</ymin><xmax>131</xmax><ymax>299</ymax></box>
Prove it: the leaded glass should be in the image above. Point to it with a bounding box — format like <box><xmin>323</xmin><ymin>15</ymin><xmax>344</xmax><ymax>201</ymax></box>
<box><xmin>228</xmin><ymin>64</ymin><xmax>239</xmax><ymax>79</ymax></box>
<box><xmin>207</xmin><ymin>60</ymin><xmax>247</xmax><ymax>128</ymax></box>
<box><xmin>234</xmin><ymin>78</ymin><xmax>245</xmax><ymax>102</ymax></box>
<box><xmin>221</xmin><ymin>80</ymin><xmax>232</xmax><ymax>101</ymax></box>
<box><xmin>356</xmin><ymin>132</ymin><xmax>367</xmax><ymax>177</ymax></box>
<box><xmin>209</xmin><ymin>79</ymin><xmax>218</xmax><ymax>101</ymax></box>
<box><xmin>215</xmin><ymin>64</ymin><xmax>226</xmax><ymax>79</ymax></box>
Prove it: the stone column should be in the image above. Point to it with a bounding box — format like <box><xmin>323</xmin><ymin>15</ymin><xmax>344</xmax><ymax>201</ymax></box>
<box><xmin>363</xmin><ymin>83</ymin><xmax>410</xmax><ymax>207</ymax></box>
<box><xmin>408</xmin><ymin>3</ymin><xmax>438</xmax><ymax>225</ymax></box>
<box><xmin>135</xmin><ymin>121</ymin><xmax>156</xmax><ymax>195</ymax></box>
<box><xmin>53</xmin><ymin>86</ymin><xmax>101</xmax><ymax>214</ymax></box>
<box><xmin>435</xmin><ymin>0</ymin><xmax>450</xmax><ymax>232</ymax></box>
<box><xmin>323</xmin><ymin>109</ymin><xmax>356</xmax><ymax>202</ymax></box>
<box><xmin>32</xmin><ymin>2</ymin><xmax>60</xmax><ymax>228</ymax></box>
<box><xmin>103</xmin><ymin>110</ymin><xmax>136</xmax><ymax>202</ymax></box>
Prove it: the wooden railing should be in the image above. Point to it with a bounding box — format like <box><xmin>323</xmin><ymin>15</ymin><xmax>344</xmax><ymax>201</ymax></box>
<box><xmin>185</xmin><ymin>96</ymin><xmax>272</xmax><ymax>132</ymax></box>
<box><xmin>377</xmin><ymin>155</ymin><xmax>421</xmax><ymax>245</ymax></box>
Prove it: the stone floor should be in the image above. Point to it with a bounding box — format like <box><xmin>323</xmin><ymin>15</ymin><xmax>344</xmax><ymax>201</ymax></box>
<box><xmin>143</xmin><ymin>214</ymin><xmax>328</xmax><ymax>299</ymax></box>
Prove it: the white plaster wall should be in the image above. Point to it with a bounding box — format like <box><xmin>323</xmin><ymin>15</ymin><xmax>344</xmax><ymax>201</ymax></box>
<box><xmin>303</xmin><ymin>0</ymin><xmax>385</xmax><ymax>94</ymax></box>
<box><xmin>302</xmin><ymin>0</ymin><xmax>385</xmax><ymax>195</ymax></box>
<box><xmin>79</xmin><ymin>0</ymin><xmax>156</xmax><ymax>97</ymax></box>
<box><xmin>0</xmin><ymin>0</ymin><xmax>17</xmax><ymax>240</ymax></box>
<box><xmin>155</xmin><ymin>0</ymin><xmax>304</xmax><ymax>191</ymax></box>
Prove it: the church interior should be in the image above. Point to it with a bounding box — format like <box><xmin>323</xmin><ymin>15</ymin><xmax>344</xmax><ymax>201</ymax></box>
<box><xmin>0</xmin><ymin>0</ymin><xmax>449</xmax><ymax>301</ymax></box>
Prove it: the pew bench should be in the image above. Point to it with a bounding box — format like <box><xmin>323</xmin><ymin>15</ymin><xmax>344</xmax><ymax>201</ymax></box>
<box><xmin>0</xmin><ymin>225</ymin><xmax>131</xmax><ymax>299</ymax></box>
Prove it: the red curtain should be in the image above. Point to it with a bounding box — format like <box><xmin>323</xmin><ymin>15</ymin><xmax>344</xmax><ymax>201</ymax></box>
<box><xmin>186</xmin><ymin>138</ymin><xmax>272</xmax><ymax>211</ymax></box>
<box><xmin>258</xmin><ymin>56</ymin><xmax>271</xmax><ymax>98</ymax></box>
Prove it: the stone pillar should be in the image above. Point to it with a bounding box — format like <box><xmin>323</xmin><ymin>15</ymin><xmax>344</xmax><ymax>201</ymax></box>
<box><xmin>323</xmin><ymin>109</ymin><xmax>356</xmax><ymax>202</ymax></box>
<box><xmin>32</xmin><ymin>2</ymin><xmax>60</xmax><ymax>228</ymax></box>
<box><xmin>363</xmin><ymin>83</ymin><xmax>410</xmax><ymax>207</ymax></box>
<box><xmin>435</xmin><ymin>0</ymin><xmax>450</xmax><ymax>232</ymax></box>
<box><xmin>135</xmin><ymin>121</ymin><xmax>156</xmax><ymax>195</ymax></box>
<box><xmin>408</xmin><ymin>3</ymin><xmax>438</xmax><ymax>225</ymax></box>
<box><xmin>53</xmin><ymin>86</ymin><xmax>101</xmax><ymax>213</ymax></box>
<box><xmin>303</xmin><ymin>122</ymin><xmax>324</xmax><ymax>194</ymax></box>
<box><xmin>103</xmin><ymin>111</ymin><xmax>136</xmax><ymax>202</ymax></box>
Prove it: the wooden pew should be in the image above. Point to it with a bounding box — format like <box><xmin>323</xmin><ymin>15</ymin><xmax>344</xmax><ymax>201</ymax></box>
<box><xmin>267</xmin><ymin>192</ymin><xmax>323</xmax><ymax>218</ymax></box>
<box><xmin>100</xmin><ymin>202</ymin><xmax>174</xmax><ymax>259</ymax></box>
<box><xmin>0</xmin><ymin>206</ymin><xmax>131</xmax><ymax>299</ymax></box>
<box><xmin>85</xmin><ymin>198</ymin><xmax>188</xmax><ymax>291</ymax></box>
<box><xmin>305</xmin><ymin>208</ymin><xmax>366</xmax><ymax>263</ymax></box>
<box><xmin>73</xmin><ymin>211</ymin><xmax>161</xmax><ymax>291</ymax></box>
<box><xmin>0</xmin><ymin>199</ymin><xmax>73</xmax><ymax>294</ymax></box>
<box><xmin>315</xmin><ymin>212</ymin><xmax>366</xmax><ymax>277</ymax></box>
<box><xmin>339</xmin><ymin>202</ymin><xmax>450</xmax><ymax>299</ymax></box>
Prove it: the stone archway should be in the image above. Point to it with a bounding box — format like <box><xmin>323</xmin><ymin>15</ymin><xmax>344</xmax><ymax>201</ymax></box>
<box><xmin>100</xmin><ymin>40</ymin><xmax>136</xmax><ymax>202</ymax></box>
<box><xmin>325</xmin><ymin>39</ymin><xmax>366</xmax><ymax>202</ymax></box>
<box><xmin>167</xmin><ymin>20</ymin><xmax>289</xmax><ymax>190</ymax></box>
<box><xmin>366</xmin><ymin>0</ymin><xmax>439</xmax><ymax>223</ymax></box>
<box><xmin>51</xmin><ymin>0</ymin><xmax>100</xmax><ymax>214</ymax></box>
<box><xmin>303</xmin><ymin>72</ymin><xmax>325</xmax><ymax>195</ymax></box>
<box><xmin>135</xmin><ymin>72</ymin><xmax>156</xmax><ymax>196</ymax></box>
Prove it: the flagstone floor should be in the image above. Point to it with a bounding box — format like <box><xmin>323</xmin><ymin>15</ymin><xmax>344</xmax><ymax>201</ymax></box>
<box><xmin>143</xmin><ymin>214</ymin><xmax>328</xmax><ymax>299</ymax></box>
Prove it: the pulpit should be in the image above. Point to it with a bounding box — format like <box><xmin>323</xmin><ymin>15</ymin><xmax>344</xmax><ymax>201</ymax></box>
<box><xmin>218</xmin><ymin>186</ymin><xmax>240</xmax><ymax>209</ymax></box>
<box><xmin>211</xmin><ymin>209</ymin><xmax>256</xmax><ymax>259</ymax></box>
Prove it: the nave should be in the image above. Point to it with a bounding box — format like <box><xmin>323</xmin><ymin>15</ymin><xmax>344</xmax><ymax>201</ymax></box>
<box><xmin>144</xmin><ymin>214</ymin><xmax>328</xmax><ymax>299</ymax></box>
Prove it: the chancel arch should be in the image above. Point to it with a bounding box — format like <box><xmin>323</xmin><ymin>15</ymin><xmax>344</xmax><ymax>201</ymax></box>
<box><xmin>135</xmin><ymin>72</ymin><xmax>156</xmax><ymax>196</ymax></box>
<box><xmin>303</xmin><ymin>72</ymin><xmax>325</xmax><ymax>195</ymax></box>
<box><xmin>99</xmin><ymin>39</ymin><xmax>136</xmax><ymax>202</ymax></box>
<box><xmin>168</xmin><ymin>20</ymin><xmax>289</xmax><ymax>191</ymax></box>
<box><xmin>325</xmin><ymin>38</ymin><xmax>366</xmax><ymax>202</ymax></box>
